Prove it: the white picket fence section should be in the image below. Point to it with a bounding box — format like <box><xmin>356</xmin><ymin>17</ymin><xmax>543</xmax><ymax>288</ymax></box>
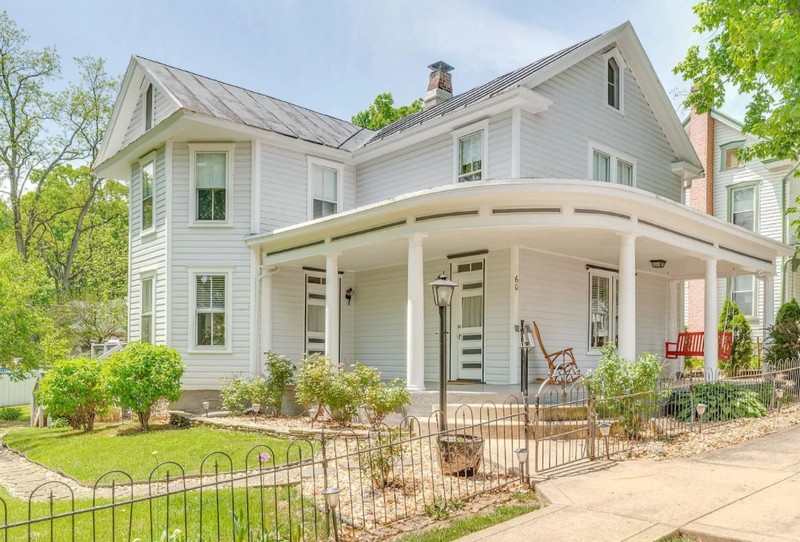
<box><xmin>0</xmin><ymin>374</ymin><xmax>35</xmax><ymax>407</ymax></box>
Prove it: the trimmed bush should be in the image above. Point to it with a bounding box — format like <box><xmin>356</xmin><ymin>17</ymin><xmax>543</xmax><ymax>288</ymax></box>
<box><xmin>719</xmin><ymin>299</ymin><xmax>753</xmax><ymax>373</ymax></box>
<box><xmin>220</xmin><ymin>375</ymin><xmax>264</xmax><ymax>415</ymax></box>
<box><xmin>364</xmin><ymin>378</ymin><xmax>410</xmax><ymax>424</ymax></box>
<box><xmin>0</xmin><ymin>406</ymin><xmax>24</xmax><ymax>421</ymax></box>
<box><xmin>35</xmin><ymin>357</ymin><xmax>111</xmax><ymax>431</ymax></box>
<box><xmin>263</xmin><ymin>352</ymin><xmax>295</xmax><ymax>414</ymax></box>
<box><xmin>766</xmin><ymin>300</ymin><xmax>800</xmax><ymax>364</ymax></box>
<box><xmin>107</xmin><ymin>342</ymin><xmax>184</xmax><ymax>431</ymax></box>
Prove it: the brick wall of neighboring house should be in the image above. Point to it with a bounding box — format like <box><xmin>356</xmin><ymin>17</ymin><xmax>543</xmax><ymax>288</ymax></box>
<box><xmin>686</xmin><ymin>109</ymin><xmax>715</xmax><ymax>331</ymax></box>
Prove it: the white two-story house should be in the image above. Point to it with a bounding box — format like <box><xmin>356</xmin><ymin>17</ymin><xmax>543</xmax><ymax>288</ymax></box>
<box><xmin>684</xmin><ymin>109</ymin><xmax>800</xmax><ymax>343</ymax></box>
<box><xmin>95</xmin><ymin>22</ymin><xmax>790</xmax><ymax>403</ymax></box>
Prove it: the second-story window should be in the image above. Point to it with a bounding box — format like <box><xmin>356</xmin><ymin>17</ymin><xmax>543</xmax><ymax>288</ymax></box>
<box><xmin>458</xmin><ymin>131</ymin><xmax>483</xmax><ymax>182</ymax></box>
<box><xmin>731</xmin><ymin>185</ymin><xmax>756</xmax><ymax>231</ymax></box>
<box><xmin>311</xmin><ymin>164</ymin><xmax>339</xmax><ymax>218</ymax></box>
<box><xmin>196</xmin><ymin>152</ymin><xmax>227</xmax><ymax>221</ymax></box>
<box><xmin>590</xmin><ymin>143</ymin><xmax>636</xmax><ymax>187</ymax></box>
<box><xmin>721</xmin><ymin>142</ymin><xmax>745</xmax><ymax>170</ymax></box>
<box><xmin>592</xmin><ymin>150</ymin><xmax>611</xmax><ymax>182</ymax></box>
<box><xmin>140</xmin><ymin>274</ymin><xmax>154</xmax><ymax>343</ymax></box>
<box><xmin>141</xmin><ymin>160</ymin><xmax>154</xmax><ymax>232</ymax></box>
<box><xmin>607</xmin><ymin>57</ymin><xmax>620</xmax><ymax>109</ymax></box>
<box><xmin>617</xmin><ymin>159</ymin><xmax>634</xmax><ymax>186</ymax></box>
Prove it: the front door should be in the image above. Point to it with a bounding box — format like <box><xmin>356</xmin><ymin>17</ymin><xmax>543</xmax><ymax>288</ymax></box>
<box><xmin>451</xmin><ymin>260</ymin><xmax>485</xmax><ymax>381</ymax></box>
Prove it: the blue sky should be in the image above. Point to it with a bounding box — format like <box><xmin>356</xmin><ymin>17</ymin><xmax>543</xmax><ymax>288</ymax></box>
<box><xmin>6</xmin><ymin>0</ymin><xmax>747</xmax><ymax>123</ymax></box>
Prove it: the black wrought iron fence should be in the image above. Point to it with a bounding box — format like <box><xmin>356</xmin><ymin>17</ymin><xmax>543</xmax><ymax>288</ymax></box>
<box><xmin>0</xmin><ymin>397</ymin><xmax>528</xmax><ymax>542</ymax></box>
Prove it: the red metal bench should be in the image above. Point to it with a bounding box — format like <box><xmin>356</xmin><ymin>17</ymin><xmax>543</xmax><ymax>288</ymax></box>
<box><xmin>665</xmin><ymin>331</ymin><xmax>733</xmax><ymax>361</ymax></box>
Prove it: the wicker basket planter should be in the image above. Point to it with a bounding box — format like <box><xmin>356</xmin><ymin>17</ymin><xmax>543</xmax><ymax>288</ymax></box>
<box><xmin>437</xmin><ymin>434</ymin><xmax>484</xmax><ymax>477</ymax></box>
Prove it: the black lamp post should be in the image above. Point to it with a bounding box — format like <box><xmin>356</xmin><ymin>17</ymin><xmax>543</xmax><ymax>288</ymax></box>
<box><xmin>430</xmin><ymin>272</ymin><xmax>457</xmax><ymax>430</ymax></box>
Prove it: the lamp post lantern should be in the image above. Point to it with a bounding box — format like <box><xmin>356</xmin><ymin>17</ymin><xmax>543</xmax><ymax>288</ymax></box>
<box><xmin>430</xmin><ymin>272</ymin><xmax>457</xmax><ymax>430</ymax></box>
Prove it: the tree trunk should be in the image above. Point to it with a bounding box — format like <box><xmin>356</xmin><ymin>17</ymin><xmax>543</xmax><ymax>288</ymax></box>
<box><xmin>60</xmin><ymin>178</ymin><xmax>99</xmax><ymax>297</ymax></box>
<box><xmin>138</xmin><ymin>410</ymin><xmax>150</xmax><ymax>431</ymax></box>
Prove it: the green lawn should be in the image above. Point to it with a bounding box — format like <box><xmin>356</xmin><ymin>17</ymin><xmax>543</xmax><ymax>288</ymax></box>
<box><xmin>396</xmin><ymin>494</ymin><xmax>540</xmax><ymax>542</ymax></box>
<box><xmin>0</xmin><ymin>404</ymin><xmax>30</xmax><ymax>429</ymax></box>
<box><xmin>4</xmin><ymin>423</ymin><xmax>304</xmax><ymax>482</ymax></box>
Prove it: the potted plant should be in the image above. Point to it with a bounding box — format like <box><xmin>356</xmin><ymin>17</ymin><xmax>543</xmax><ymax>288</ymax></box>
<box><xmin>437</xmin><ymin>433</ymin><xmax>484</xmax><ymax>477</ymax></box>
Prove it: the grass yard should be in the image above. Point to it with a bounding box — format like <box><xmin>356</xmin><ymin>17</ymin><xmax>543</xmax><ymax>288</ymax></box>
<box><xmin>3</xmin><ymin>423</ymin><xmax>303</xmax><ymax>482</ymax></box>
<box><xmin>0</xmin><ymin>405</ymin><xmax>29</xmax><ymax>429</ymax></box>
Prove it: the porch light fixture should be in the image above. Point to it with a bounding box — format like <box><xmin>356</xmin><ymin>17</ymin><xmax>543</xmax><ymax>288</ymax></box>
<box><xmin>202</xmin><ymin>401</ymin><xmax>210</xmax><ymax>417</ymax></box>
<box><xmin>649</xmin><ymin>259</ymin><xmax>667</xmax><ymax>269</ymax></box>
<box><xmin>430</xmin><ymin>272</ymin><xmax>458</xmax><ymax>429</ymax></box>
<box><xmin>323</xmin><ymin>487</ymin><xmax>342</xmax><ymax>542</ymax></box>
<box><xmin>598</xmin><ymin>422</ymin><xmax>611</xmax><ymax>459</ymax></box>
<box><xmin>345</xmin><ymin>288</ymin><xmax>354</xmax><ymax>305</ymax></box>
<box><xmin>696</xmin><ymin>403</ymin><xmax>707</xmax><ymax>433</ymax></box>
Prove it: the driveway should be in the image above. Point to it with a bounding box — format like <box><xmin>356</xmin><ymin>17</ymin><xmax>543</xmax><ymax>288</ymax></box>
<box><xmin>458</xmin><ymin>424</ymin><xmax>800</xmax><ymax>541</ymax></box>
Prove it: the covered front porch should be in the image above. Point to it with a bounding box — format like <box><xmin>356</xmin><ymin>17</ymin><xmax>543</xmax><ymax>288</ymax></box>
<box><xmin>247</xmin><ymin>180</ymin><xmax>790</xmax><ymax>389</ymax></box>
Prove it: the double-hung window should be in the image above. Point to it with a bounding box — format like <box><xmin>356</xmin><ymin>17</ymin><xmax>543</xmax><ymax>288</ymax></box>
<box><xmin>140</xmin><ymin>274</ymin><xmax>154</xmax><ymax>343</ymax></box>
<box><xmin>728</xmin><ymin>183</ymin><xmax>758</xmax><ymax>317</ymax></box>
<box><xmin>141</xmin><ymin>158</ymin><xmax>155</xmax><ymax>233</ymax></box>
<box><xmin>589</xmin><ymin>269</ymin><xmax>619</xmax><ymax>351</ymax></box>
<box><xmin>307</xmin><ymin>157</ymin><xmax>343</xmax><ymax>220</ymax></box>
<box><xmin>189</xmin><ymin>144</ymin><xmax>233</xmax><ymax>225</ymax></box>
<box><xmin>193</xmin><ymin>272</ymin><xmax>229</xmax><ymax>349</ymax></box>
<box><xmin>732</xmin><ymin>275</ymin><xmax>755</xmax><ymax>317</ymax></box>
<box><xmin>452</xmin><ymin>120</ymin><xmax>489</xmax><ymax>183</ymax></box>
<box><xmin>590</xmin><ymin>144</ymin><xmax>636</xmax><ymax>186</ymax></box>
<box><xmin>730</xmin><ymin>185</ymin><xmax>756</xmax><ymax>231</ymax></box>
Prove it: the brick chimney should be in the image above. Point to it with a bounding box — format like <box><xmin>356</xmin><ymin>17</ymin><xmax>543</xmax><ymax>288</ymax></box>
<box><xmin>424</xmin><ymin>61</ymin><xmax>454</xmax><ymax>109</ymax></box>
<box><xmin>685</xmin><ymin>89</ymin><xmax>715</xmax><ymax>333</ymax></box>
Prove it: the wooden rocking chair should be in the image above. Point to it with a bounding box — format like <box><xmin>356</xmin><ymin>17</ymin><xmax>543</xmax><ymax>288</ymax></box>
<box><xmin>532</xmin><ymin>321</ymin><xmax>581</xmax><ymax>385</ymax></box>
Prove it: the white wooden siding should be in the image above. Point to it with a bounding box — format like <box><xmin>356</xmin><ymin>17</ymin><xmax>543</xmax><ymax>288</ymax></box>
<box><xmin>122</xmin><ymin>84</ymin><xmax>178</xmax><ymax>149</ymax></box>
<box><xmin>519</xmin><ymin>249</ymin><xmax>669</xmax><ymax>380</ymax></box>
<box><xmin>713</xmin><ymin>119</ymin><xmax>783</xmax><ymax>338</ymax></box>
<box><xmin>128</xmin><ymin>147</ymin><xmax>167</xmax><ymax>345</ymax></box>
<box><xmin>270</xmin><ymin>266</ymin><xmax>306</xmax><ymax>363</ymax></box>
<box><xmin>170</xmin><ymin>141</ymin><xmax>253</xmax><ymax>389</ymax></box>
<box><xmin>520</xmin><ymin>52</ymin><xmax>682</xmax><ymax>201</ymax></box>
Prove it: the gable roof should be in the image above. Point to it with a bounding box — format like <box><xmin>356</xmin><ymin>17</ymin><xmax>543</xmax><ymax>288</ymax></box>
<box><xmin>134</xmin><ymin>56</ymin><xmax>373</xmax><ymax>151</ymax></box>
<box><xmin>367</xmin><ymin>33</ymin><xmax>601</xmax><ymax>144</ymax></box>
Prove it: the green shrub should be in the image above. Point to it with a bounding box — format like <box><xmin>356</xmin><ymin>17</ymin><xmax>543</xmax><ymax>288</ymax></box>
<box><xmin>263</xmin><ymin>352</ymin><xmax>295</xmax><ymax>413</ymax></box>
<box><xmin>719</xmin><ymin>299</ymin><xmax>753</xmax><ymax>373</ymax></box>
<box><xmin>358</xmin><ymin>436</ymin><xmax>402</xmax><ymax>488</ymax></box>
<box><xmin>220</xmin><ymin>375</ymin><xmax>265</xmax><ymax>415</ymax></box>
<box><xmin>35</xmin><ymin>357</ymin><xmax>111</xmax><ymax>431</ymax></box>
<box><xmin>766</xmin><ymin>300</ymin><xmax>800</xmax><ymax>364</ymax></box>
<box><xmin>0</xmin><ymin>406</ymin><xmax>23</xmax><ymax>421</ymax></box>
<box><xmin>295</xmin><ymin>356</ymin><xmax>408</xmax><ymax>426</ymax></box>
<box><xmin>583</xmin><ymin>344</ymin><xmax>666</xmax><ymax>435</ymax></box>
<box><xmin>107</xmin><ymin>342</ymin><xmax>184</xmax><ymax>431</ymax></box>
<box><xmin>676</xmin><ymin>382</ymin><xmax>766</xmax><ymax>422</ymax></box>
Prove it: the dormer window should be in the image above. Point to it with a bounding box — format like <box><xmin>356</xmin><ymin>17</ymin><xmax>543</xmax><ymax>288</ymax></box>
<box><xmin>144</xmin><ymin>84</ymin><xmax>154</xmax><ymax>131</ymax></box>
<box><xmin>607</xmin><ymin>58</ymin><xmax>620</xmax><ymax>109</ymax></box>
<box><xmin>603</xmin><ymin>49</ymin><xmax>625</xmax><ymax>113</ymax></box>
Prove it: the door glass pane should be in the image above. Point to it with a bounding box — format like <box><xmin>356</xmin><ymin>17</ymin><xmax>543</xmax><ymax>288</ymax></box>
<box><xmin>307</xmin><ymin>305</ymin><xmax>325</xmax><ymax>333</ymax></box>
<box><xmin>590</xmin><ymin>275</ymin><xmax>611</xmax><ymax>348</ymax></box>
<box><xmin>462</xmin><ymin>295</ymin><xmax>483</xmax><ymax>328</ymax></box>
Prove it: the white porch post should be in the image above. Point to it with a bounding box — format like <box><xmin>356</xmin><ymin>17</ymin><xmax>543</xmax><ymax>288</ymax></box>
<box><xmin>704</xmin><ymin>258</ymin><xmax>719</xmax><ymax>373</ymax></box>
<box><xmin>667</xmin><ymin>280</ymin><xmax>680</xmax><ymax>376</ymax></box>
<box><xmin>406</xmin><ymin>235</ymin><xmax>426</xmax><ymax>391</ymax></box>
<box><xmin>325</xmin><ymin>253</ymin><xmax>340</xmax><ymax>364</ymax></box>
<box><xmin>618</xmin><ymin>234</ymin><xmax>637</xmax><ymax>361</ymax></box>
<box><xmin>261</xmin><ymin>268</ymin><xmax>276</xmax><ymax>354</ymax></box>
<box><xmin>763</xmin><ymin>274</ymin><xmax>775</xmax><ymax>337</ymax></box>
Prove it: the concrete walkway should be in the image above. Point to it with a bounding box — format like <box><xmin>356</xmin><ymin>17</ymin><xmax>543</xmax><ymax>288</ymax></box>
<box><xmin>458</xmin><ymin>424</ymin><xmax>800</xmax><ymax>542</ymax></box>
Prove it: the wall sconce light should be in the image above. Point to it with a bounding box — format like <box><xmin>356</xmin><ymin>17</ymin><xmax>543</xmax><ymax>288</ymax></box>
<box><xmin>649</xmin><ymin>259</ymin><xmax>667</xmax><ymax>269</ymax></box>
<box><xmin>345</xmin><ymin>288</ymin><xmax>354</xmax><ymax>305</ymax></box>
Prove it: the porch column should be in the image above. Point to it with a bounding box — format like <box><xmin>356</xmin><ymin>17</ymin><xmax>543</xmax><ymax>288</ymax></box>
<box><xmin>618</xmin><ymin>234</ymin><xmax>637</xmax><ymax>361</ymax></box>
<box><xmin>261</xmin><ymin>268</ymin><xmax>275</xmax><ymax>354</ymax></box>
<box><xmin>667</xmin><ymin>280</ymin><xmax>680</xmax><ymax>376</ymax></box>
<box><xmin>326</xmin><ymin>253</ymin><xmax>340</xmax><ymax>364</ymax></box>
<box><xmin>763</xmin><ymin>273</ymin><xmax>775</xmax><ymax>337</ymax></box>
<box><xmin>704</xmin><ymin>258</ymin><xmax>719</xmax><ymax>373</ymax></box>
<box><xmin>406</xmin><ymin>235</ymin><xmax>426</xmax><ymax>391</ymax></box>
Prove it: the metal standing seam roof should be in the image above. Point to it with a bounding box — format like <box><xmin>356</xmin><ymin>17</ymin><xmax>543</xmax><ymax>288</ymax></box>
<box><xmin>134</xmin><ymin>56</ymin><xmax>374</xmax><ymax>151</ymax></box>
<box><xmin>365</xmin><ymin>33</ymin><xmax>602</xmax><ymax>144</ymax></box>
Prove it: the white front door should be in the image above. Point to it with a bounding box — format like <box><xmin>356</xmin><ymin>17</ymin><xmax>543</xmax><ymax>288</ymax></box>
<box><xmin>451</xmin><ymin>260</ymin><xmax>485</xmax><ymax>381</ymax></box>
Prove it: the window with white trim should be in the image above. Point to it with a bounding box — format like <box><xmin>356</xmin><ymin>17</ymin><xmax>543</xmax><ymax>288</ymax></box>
<box><xmin>589</xmin><ymin>269</ymin><xmax>619</xmax><ymax>351</ymax></box>
<box><xmin>141</xmin><ymin>160</ymin><xmax>154</xmax><ymax>232</ymax></box>
<box><xmin>196</xmin><ymin>152</ymin><xmax>227</xmax><ymax>221</ymax></box>
<box><xmin>457</xmin><ymin>131</ymin><xmax>483</xmax><ymax>182</ymax></box>
<box><xmin>307</xmin><ymin>157</ymin><xmax>343</xmax><ymax>220</ymax></box>
<box><xmin>603</xmin><ymin>49</ymin><xmax>625</xmax><ymax>113</ymax></box>
<box><xmin>732</xmin><ymin>275</ymin><xmax>756</xmax><ymax>317</ymax></box>
<box><xmin>607</xmin><ymin>57</ymin><xmax>620</xmax><ymax>109</ymax></box>
<box><xmin>590</xmin><ymin>144</ymin><xmax>636</xmax><ymax>186</ymax></box>
<box><xmin>305</xmin><ymin>274</ymin><xmax>326</xmax><ymax>354</ymax></box>
<box><xmin>730</xmin><ymin>185</ymin><xmax>756</xmax><ymax>231</ymax></box>
<box><xmin>144</xmin><ymin>84</ymin><xmax>154</xmax><ymax>131</ymax></box>
<box><xmin>140</xmin><ymin>274</ymin><xmax>154</xmax><ymax>343</ymax></box>
<box><xmin>194</xmin><ymin>273</ymin><xmax>227</xmax><ymax>348</ymax></box>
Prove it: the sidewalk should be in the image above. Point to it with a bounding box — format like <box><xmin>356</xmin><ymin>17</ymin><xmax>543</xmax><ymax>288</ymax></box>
<box><xmin>458</xmin><ymin>424</ymin><xmax>800</xmax><ymax>542</ymax></box>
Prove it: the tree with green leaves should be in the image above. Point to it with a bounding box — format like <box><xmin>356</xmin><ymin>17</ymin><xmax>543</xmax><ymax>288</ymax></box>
<box><xmin>351</xmin><ymin>92</ymin><xmax>422</xmax><ymax>130</ymax></box>
<box><xmin>674</xmin><ymin>0</ymin><xmax>800</xmax><ymax>163</ymax></box>
<box><xmin>0</xmin><ymin>11</ymin><xmax>118</xmax><ymax>268</ymax></box>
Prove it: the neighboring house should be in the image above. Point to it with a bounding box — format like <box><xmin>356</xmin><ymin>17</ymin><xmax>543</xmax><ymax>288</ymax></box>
<box><xmin>95</xmin><ymin>21</ymin><xmax>790</xmax><ymax>401</ymax></box>
<box><xmin>684</xmin><ymin>109</ymin><xmax>800</xmax><ymax>342</ymax></box>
